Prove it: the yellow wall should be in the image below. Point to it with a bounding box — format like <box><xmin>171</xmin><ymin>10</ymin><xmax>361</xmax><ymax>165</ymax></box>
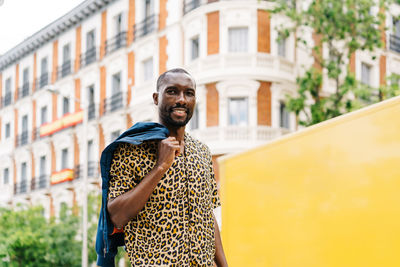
<box><xmin>219</xmin><ymin>96</ymin><xmax>400</xmax><ymax>267</ymax></box>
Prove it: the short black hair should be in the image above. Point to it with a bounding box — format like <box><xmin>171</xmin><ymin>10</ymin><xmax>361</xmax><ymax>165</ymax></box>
<box><xmin>156</xmin><ymin>68</ymin><xmax>195</xmax><ymax>92</ymax></box>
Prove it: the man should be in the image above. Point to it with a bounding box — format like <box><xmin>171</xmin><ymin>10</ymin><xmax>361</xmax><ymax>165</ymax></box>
<box><xmin>107</xmin><ymin>68</ymin><xmax>228</xmax><ymax>266</ymax></box>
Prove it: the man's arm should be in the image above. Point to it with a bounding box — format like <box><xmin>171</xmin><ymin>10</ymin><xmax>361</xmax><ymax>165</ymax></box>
<box><xmin>107</xmin><ymin>137</ymin><xmax>180</xmax><ymax>229</ymax></box>
<box><xmin>214</xmin><ymin>214</ymin><xmax>228</xmax><ymax>267</ymax></box>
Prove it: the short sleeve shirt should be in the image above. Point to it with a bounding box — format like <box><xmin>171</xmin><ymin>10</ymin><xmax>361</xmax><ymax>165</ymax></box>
<box><xmin>108</xmin><ymin>133</ymin><xmax>221</xmax><ymax>266</ymax></box>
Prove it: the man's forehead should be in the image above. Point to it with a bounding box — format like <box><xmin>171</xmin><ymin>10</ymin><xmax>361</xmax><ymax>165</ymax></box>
<box><xmin>162</xmin><ymin>72</ymin><xmax>195</xmax><ymax>87</ymax></box>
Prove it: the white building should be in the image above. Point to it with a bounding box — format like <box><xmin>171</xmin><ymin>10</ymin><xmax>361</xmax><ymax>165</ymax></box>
<box><xmin>0</xmin><ymin>0</ymin><xmax>399</xmax><ymax>217</ymax></box>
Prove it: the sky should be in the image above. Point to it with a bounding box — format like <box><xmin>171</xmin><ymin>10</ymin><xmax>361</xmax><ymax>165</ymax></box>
<box><xmin>0</xmin><ymin>0</ymin><xmax>86</xmax><ymax>55</ymax></box>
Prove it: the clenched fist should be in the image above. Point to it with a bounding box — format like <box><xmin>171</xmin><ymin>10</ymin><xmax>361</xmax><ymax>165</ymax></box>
<box><xmin>155</xmin><ymin>137</ymin><xmax>182</xmax><ymax>172</ymax></box>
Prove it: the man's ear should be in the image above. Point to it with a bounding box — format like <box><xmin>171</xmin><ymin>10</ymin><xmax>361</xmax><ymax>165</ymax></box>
<box><xmin>153</xmin><ymin>92</ymin><xmax>159</xmax><ymax>105</ymax></box>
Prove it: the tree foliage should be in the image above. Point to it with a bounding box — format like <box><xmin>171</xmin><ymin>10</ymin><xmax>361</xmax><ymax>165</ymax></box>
<box><xmin>272</xmin><ymin>0</ymin><xmax>400</xmax><ymax>126</ymax></box>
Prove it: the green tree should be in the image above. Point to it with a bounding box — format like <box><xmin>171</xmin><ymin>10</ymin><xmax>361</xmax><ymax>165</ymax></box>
<box><xmin>0</xmin><ymin>204</ymin><xmax>81</xmax><ymax>267</ymax></box>
<box><xmin>272</xmin><ymin>0</ymin><xmax>399</xmax><ymax>126</ymax></box>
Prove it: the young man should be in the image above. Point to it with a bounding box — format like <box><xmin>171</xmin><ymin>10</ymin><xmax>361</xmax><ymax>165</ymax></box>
<box><xmin>107</xmin><ymin>68</ymin><xmax>228</xmax><ymax>266</ymax></box>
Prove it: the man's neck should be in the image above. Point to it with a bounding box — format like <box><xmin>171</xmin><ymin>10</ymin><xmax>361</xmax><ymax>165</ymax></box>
<box><xmin>161</xmin><ymin>123</ymin><xmax>186</xmax><ymax>143</ymax></box>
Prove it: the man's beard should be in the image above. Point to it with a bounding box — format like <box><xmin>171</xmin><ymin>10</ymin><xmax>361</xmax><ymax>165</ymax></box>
<box><xmin>160</xmin><ymin>105</ymin><xmax>193</xmax><ymax>127</ymax></box>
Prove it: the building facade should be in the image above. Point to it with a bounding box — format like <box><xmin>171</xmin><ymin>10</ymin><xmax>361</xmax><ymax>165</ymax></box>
<box><xmin>0</xmin><ymin>0</ymin><xmax>399</xmax><ymax>218</ymax></box>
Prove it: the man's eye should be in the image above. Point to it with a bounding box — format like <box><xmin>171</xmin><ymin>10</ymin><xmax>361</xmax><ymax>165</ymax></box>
<box><xmin>186</xmin><ymin>91</ymin><xmax>195</xmax><ymax>97</ymax></box>
<box><xmin>166</xmin><ymin>89</ymin><xmax>177</xmax><ymax>94</ymax></box>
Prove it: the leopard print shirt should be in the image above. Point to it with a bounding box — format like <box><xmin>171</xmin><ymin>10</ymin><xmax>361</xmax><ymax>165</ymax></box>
<box><xmin>108</xmin><ymin>133</ymin><xmax>221</xmax><ymax>266</ymax></box>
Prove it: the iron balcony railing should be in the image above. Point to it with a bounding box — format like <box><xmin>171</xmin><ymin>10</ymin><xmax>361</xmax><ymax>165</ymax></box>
<box><xmin>105</xmin><ymin>31</ymin><xmax>127</xmax><ymax>55</ymax></box>
<box><xmin>15</xmin><ymin>180</ymin><xmax>29</xmax><ymax>195</ymax></box>
<box><xmin>183</xmin><ymin>0</ymin><xmax>201</xmax><ymax>14</ymax></box>
<box><xmin>88</xmin><ymin>103</ymin><xmax>96</xmax><ymax>120</ymax></box>
<box><xmin>103</xmin><ymin>92</ymin><xmax>123</xmax><ymax>114</ymax></box>
<box><xmin>57</xmin><ymin>60</ymin><xmax>72</xmax><ymax>79</ymax></box>
<box><xmin>390</xmin><ymin>34</ymin><xmax>400</xmax><ymax>54</ymax></box>
<box><xmin>31</xmin><ymin>175</ymin><xmax>49</xmax><ymax>191</ymax></box>
<box><xmin>18</xmin><ymin>83</ymin><xmax>30</xmax><ymax>99</ymax></box>
<box><xmin>2</xmin><ymin>93</ymin><xmax>12</xmax><ymax>108</ymax></box>
<box><xmin>74</xmin><ymin>161</ymin><xmax>99</xmax><ymax>179</ymax></box>
<box><xmin>39</xmin><ymin>72</ymin><xmax>49</xmax><ymax>89</ymax></box>
<box><xmin>16</xmin><ymin>131</ymin><xmax>29</xmax><ymax>147</ymax></box>
<box><xmin>133</xmin><ymin>14</ymin><xmax>158</xmax><ymax>41</ymax></box>
<box><xmin>80</xmin><ymin>47</ymin><xmax>97</xmax><ymax>67</ymax></box>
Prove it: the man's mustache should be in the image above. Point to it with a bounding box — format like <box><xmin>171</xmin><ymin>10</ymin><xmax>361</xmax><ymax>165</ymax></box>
<box><xmin>168</xmin><ymin>104</ymin><xmax>188</xmax><ymax>113</ymax></box>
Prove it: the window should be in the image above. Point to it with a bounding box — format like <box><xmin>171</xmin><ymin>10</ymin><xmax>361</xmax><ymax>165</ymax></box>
<box><xmin>40</xmin><ymin>57</ymin><xmax>48</xmax><ymax>87</ymax></box>
<box><xmin>41</xmin><ymin>106</ymin><xmax>48</xmax><ymax>125</ymax></box>
<box><xmin>87</xmin><ymin>140</ymin><xmax>94</xmax><ymax>163</ymax></box>
<box><xmin>61</xmin><ymin>148</ymin><xmax>69</xmax><ymax>169</ymax></box>
<box><xmin>63</xmin><ymin>44</ymin><xmax>71</xmax><ymax>64</ymax></box>
<box><xmin>21</xmin><ymin>162</ymin><xmax>27</xmax><ymax>182</ymax></box>
<box><xmin>228</xmin><ymin>98</ymin><xmax>248</xmax><ymax>126</ymax></box>
<box><xmin>23</xmin><ymin>68</ymin><xmax>29</xmax><ymax>87</ymax></box>
<box><xmin>277</xmin><ymin>36</ymin><xmax>287</xmax><ymax>58</ymax></box>
<box><xmin>5</xmin><ymin>123</ymin><xmax>10</xmax><ymax>138</ymax></box>
<box><xmin>40</xmin><ymin>57</ymin><xmax>48</xmax><ymax>75</ymax></box>
<box><xmin>143</xmin><ymin>58</ymin><xmax>153</xmax><ymax>81</ymax></box>
<box><xmin>228</xmin><ymin>27</ymin><xmax>248</xmax><ymax>52</ymax></box>
<box><xmin>5</xmin><ymin>78</ymin><xmax>11</xmax><ymax>95</ymax></box>
<box><xmin>86</xmin><ymin>30</ymin><xmax>95</xmax><ymax>50</ymax></box>
<box><xmin>190</xmin><ymin>105</ymin><xmax>199</xmax><ymax>130</ymax></box>
<box><xmin>145</xmin><ymin>0</ymin><xmax>154</xmax><ymax>18</ymax></box>
<box><xmin>361</xmin><ymin>63</ymin><xmax>371</xmax><ymax>86</ymax></box>
<box><xmin>40</xmin><ymin>156</ymin><xmax>46</xmax><ymax>176</ymax></box>
<box><xmin>3</xmin><ymin>168</ymin><xmax>9</xmax><ymax>185</ymax></box>
<box><xmin>111</xmin><ymin>130</ymin><xmax>120</xmax><ymax>141</ymax></box>
<box><xmin>279</xmin><ymin>102</ymin><xmax>290</xmax><ymax>129</ymax></box>
<box><xmin>191</xmin><ymin>36</ymin><xmax>200</xmax><ymax>60</ymax></box>
<box><xmin>63</xmin><ymin>97</ymin><xmax>70</xmax><ymax>115</ymax></box>
<box><xmin>22</xmin><ymin>115</ymin><xmax>28</xmax><ymax>132</ymax></box>
<box><xmin>114</xmin><ymin>13</ymin><xmax>123</xmax><ymax>35</ymax></box>
<box><xmin>112</xmin><ymin>72</ymin><xmax>121</xmax><ymax>94</ymax></box>
<box><xmin>394</xmin><ymin>18</ymin><xmax>400</xmax><ymax>37</ymax></box>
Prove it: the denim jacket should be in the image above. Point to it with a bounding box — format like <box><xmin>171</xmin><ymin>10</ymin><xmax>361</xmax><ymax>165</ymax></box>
<box><xmin>96</xmin><ymin>122</ymin><xmax>169</xmax><ymax>266</ymax></box>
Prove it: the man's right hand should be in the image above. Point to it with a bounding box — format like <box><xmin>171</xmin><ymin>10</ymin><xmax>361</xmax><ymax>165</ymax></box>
<box><xmin>156</xmin><ymin>137</ymin><xmax>181</xmax><ymax>171</ymax></box>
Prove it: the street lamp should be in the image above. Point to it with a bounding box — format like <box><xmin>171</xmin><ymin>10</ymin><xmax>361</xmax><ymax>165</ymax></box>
<box><xmin>46</xmin><ymin>87</ymin><xmax>89</xmax><ymax>267</ymax></box>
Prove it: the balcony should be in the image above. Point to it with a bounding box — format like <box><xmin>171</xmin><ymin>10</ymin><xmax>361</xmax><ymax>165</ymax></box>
<box><xmin>103</xmin><ymin>92</ymin><xmax>123</xmax><ymax>114</ymax></box>
<box><xmin>38</xmin><ymin>72</ymin><xmax>49</xmax><ymax>89</ymax></box>
<box><xmin>31</xmin><ymin>175</ymin><xmax>49</xmax><ymax>190</ymax></box>
<box><xmin>1</xmin><ymin>93</ymin><xmax>12</xmax><ymax>108</ymax></box>
<box><xmin>16</xmin><ymin>131</ymin><xmax>29</xmax><ymax>147</ymax></box>
<box><xmin>17</xmin><ymin>83</ymin><xmax>30</xmax><ymax>99</ymax></box>
<box><xmin>57</xmin><ymin>60</ymin><xmax>72</xmax><ymax>80</ymax></box>
<box><xmin>14</xmin><ymin>180</ymin><xmax>29</xmax><ymax>195</ymax></box>
<box><xmin>105</xmin><ymin>31</ymin><xmax>127</xmax><ymax>55</ymax></box>
<box><xmin>190</xmin><ymin>126</ymin><xmax>290</xmax><ymax>153</ymax></box>
<box><xmin>88</xmin><ymin>103</ymin><xmax>96</xmax><ymax>120</ymax></box>
<box><xmin>74</xmin><ymin>161</ymin><xmax>99</xmax><ymax>180</ymax></box>
<box><xmin>80</xmin><ymin>47</ymin><xmax>97</xmax><ymax>67</ymax></box>
<box><xmin>389</xmin><ymin>34</ymin><xmax>400</xmax><ymax>54</ymax></box>
<box><xmin>133</xmin><ymin>14</ymin><xmax>158</xmax><ymax>41</ymax></box>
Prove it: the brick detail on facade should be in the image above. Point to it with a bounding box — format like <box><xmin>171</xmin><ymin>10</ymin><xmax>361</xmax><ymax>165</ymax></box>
<box><xmin>33</xmin><ymin>53</ymin><xmax>37</xmax><ymax>92</ymax></box>
<box><xmin>127</xmin><ymin>0</ymin><xmax>135</xmax><ymax>45</ymax></box>
<box><xmin>257</xmin><ymin>10</ymin><xmax>270</xmax><ymax>53</ymax></box>
<box><xmin>100</xmin><ymin>11</ymin><xmax>107</xmax><ymax>60</ymax></box>
<box><xmin>14</xmin><ymin>109</ymin><xmax>18</xmax><ymax>147</ymax></box>
<box><xmin>127</xmin><ymin>114</ymin><xmax>133</xmax><ymax>129</ymax></box>
<box><xmin>380</xmin><ymin>55</ymin><xmax>386</xmax><ymax>86</ymax></box>
<box><xmin>98</xmin><ymin>124</ymin><xmax>105</xmax><ymax>161</ymax></box>
<box><xmin>75</xmin><ymin>26</ymin><xmax>82</xmax><ymax>72</ymax></box>
<box><xmin>127</xmin><ymin>51</ymin><xmax>135</xmax><ymax>105</ymax></box>
<box><xmin>350</xmin><ymin>52</ymin><xmax>356</xmax><ymax>74</ymax></box>
<box><xmin>49</xmin><ymin>194</ymin><xmax>55</xmax><ymax>218</ymax></box>
<box><xmin>14</xmin><ymin>64</ymin><xmax>19</xmax><ymax>101</ymax></box>
<box><xmin>99</xmin><ymin>66</ymin><xmax>106</xmax><ymax>116</ymax></box>
<box><xmin>50</xmin><ymin>141</ymin><xmax>56</xmax><ymax>173</ymax></box>
<box><xmin>32</xmin><ymin>100</ymin><xmax>36</xmax><ymax>141</ymax></box>
<box><xmin>74</xmin><ymin>79</ymin><xmax>81</xmax><ymax>111</ymax></box>
<box><xmin>312</xmin><ymin>32</ymin><xmax>323</xmax><ymax>71</ymax></box>
<box><xmin>159</xmin><ymin>0</ymin><xmax>168</xmax><ymax>30</ymax></box>
<box><xmin>73</xmin><ymin>134</ymin><xmax>80</xmax><ymax>168</ymax></box>
<box><xmin>52</xmin><ymin>40</ymin><xmax>58</xmax><ymax>84</ymax></box>
<box><xmin>207</xmin><ymin>11</ymin><xmax>219</xmax><ymax>55</ymax></box>
<box><xmin>257</xmin><ymin>81</ymin><xmax>272</xmax><ymax>126</ymax></box>
<box><xmin>206</xmin><ymin>83</ymin><xmax>219</xmax><ymax>126</ymax></box>
<box><xmin>159</xmin><ymin>35</ymin><xmax>168</xmax><ymax>74</ymax></box>
<box><xmin>52</xmin><ymin>93</ymin><xmax>58</xmax><ymax>121</ymax></box>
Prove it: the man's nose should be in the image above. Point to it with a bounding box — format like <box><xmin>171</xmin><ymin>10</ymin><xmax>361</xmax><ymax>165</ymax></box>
<box><xmin>176</xmin><ymin>91</ymin><xmax>186</xmax><ymax>104</ymax></box>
